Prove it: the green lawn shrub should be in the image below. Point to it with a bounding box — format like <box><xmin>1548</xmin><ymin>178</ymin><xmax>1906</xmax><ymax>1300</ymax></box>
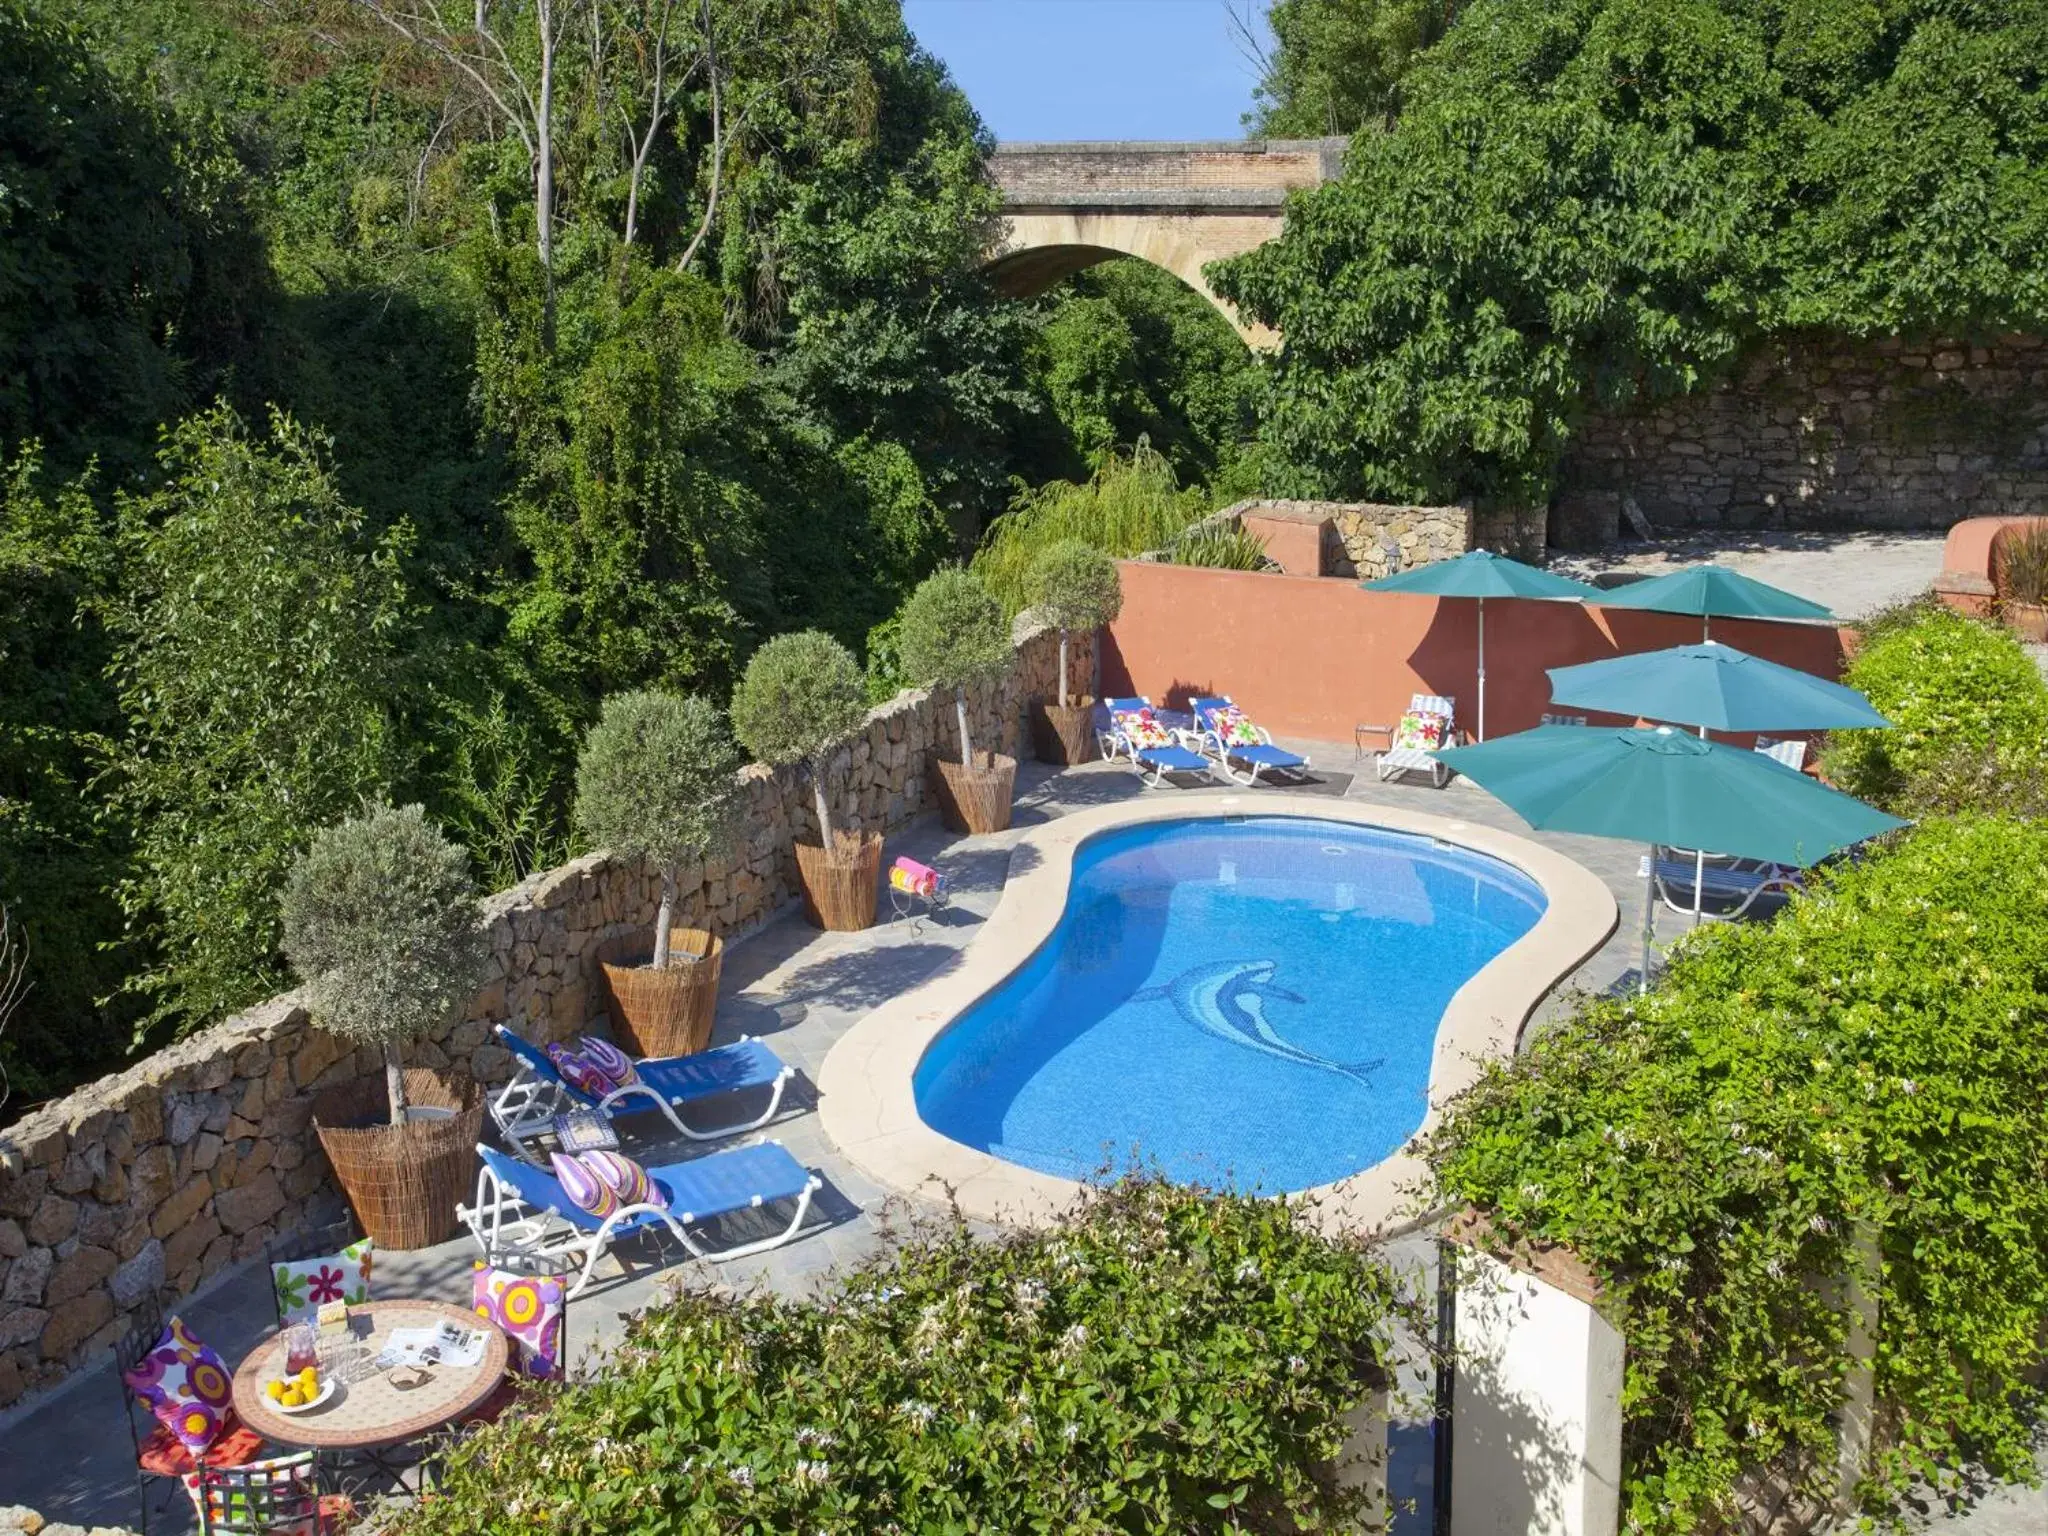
<box><xmin>411</xmin><ymin>1180</ymin><xmax>1399</xmax><ymax>1535</ymax></box>
<box><xmin>1430</xmin><ymin>815</ymin><xmax>2048</xmax><ymax>1533</ymax></box>
<box><xmin>1822</xmin><ymin>604</ymin><xmax>2048</xmax><ymax>808</ymax></box>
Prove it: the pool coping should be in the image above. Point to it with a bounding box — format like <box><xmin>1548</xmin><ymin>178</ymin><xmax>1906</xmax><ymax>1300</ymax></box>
<box><xmin>816</xmin><ymin>792</ymin><xmax>1619</xmax><ymax>1239</ymax></box>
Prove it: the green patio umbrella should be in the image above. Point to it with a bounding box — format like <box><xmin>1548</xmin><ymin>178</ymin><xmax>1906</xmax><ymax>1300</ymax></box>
<box><xmin>1362</xmin><ymin>550</ymin><xmax>1601</xmax><ymax>740</ymax></box>
<box><xmin>1546</xmin><ymin>641</ymin><xmax>1891</xmax><ymax>733</ymax></box>
<box><xmin>1433</xmin><ymin>724</ymin><xmax>1905</xmax><ymax>987</ymax></box>
<box><xmin>1591</xmin><ymin>564</ymin><xmax>1834</xmax><ymax>641</ymax></box>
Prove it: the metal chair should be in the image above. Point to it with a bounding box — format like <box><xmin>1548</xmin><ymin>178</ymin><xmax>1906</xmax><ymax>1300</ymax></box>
<box><xmin>261</xmin><ymin>1218</ymin><xmax>363</xmax><ymax>1327</ymax></box>
<box><xmin>190</xmin><ymin>1450</ymin><xmax>351</xmax><ymax>1535</ymax></box>
<box><xmin>114</xmin><ymin>1295</ymin><xmax>265</xmax><ymax>1535</ymax></box>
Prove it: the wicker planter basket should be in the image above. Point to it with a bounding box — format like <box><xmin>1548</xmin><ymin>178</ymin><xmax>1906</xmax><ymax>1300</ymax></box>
<box><xmin>1030</xmin><ymin>696</ymin><xmax>1097</xmax><ymax>765</ymax></box>
<box><xmin>931</xmin><ymin>750</ymin><xmax>1017</xmax><ymax>835</ymax></box>
<box><xmin>596</xmin><ymin>926</ymin><xmax>722</xmax><ymax>1058</ymax></box>
<box><xmin>794</xmin><ymin>832</ymin><xmax>882</xmax><ymax>932</ymax></box>
<box><xmin>312</xmin><ymin>1068</ymin><xmax>483</xmax><ymax>1251</ymax></box>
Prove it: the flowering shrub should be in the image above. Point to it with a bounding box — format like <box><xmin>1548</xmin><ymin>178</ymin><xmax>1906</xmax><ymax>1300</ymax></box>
<box><xmin>1430</xmin><ymin>816</ymin><xmax>2048</xmax><ymax>1533</ymax></box>
<box><xmin>409</xmin><ymin>1180</ymin><xmax>1398</xmax><ymax>1534</ymax></box>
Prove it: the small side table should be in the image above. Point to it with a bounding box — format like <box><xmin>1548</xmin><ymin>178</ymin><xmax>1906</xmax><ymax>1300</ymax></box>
<box><xmin>552</xmin><ymin>1108</ymin><xmax>619</xmax><ymax>1154</ymax></box>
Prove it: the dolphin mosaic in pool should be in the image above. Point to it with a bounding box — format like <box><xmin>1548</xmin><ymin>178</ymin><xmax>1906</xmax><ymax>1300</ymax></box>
<box><xmin>1131</xmin><ymin>959</ymin><xmax>1384</xmax><ymax>1087</ymax></box>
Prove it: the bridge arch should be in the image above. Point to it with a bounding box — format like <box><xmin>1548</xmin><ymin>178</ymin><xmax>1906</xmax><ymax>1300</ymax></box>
<box><xmin>984</xmin><ymin>139</ymin><xmax>1347</xmax><ymax>348</ymax></box>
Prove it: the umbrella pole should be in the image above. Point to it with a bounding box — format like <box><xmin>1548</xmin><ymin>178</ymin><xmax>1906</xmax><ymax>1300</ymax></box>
<box><xmin>1639</xmin><ymin>843</ymin><xmax>1658</xmax><ymax>995</ymax></box>
<box><xmin>1476</xmin><ymin>598</ymin><xmax>1487</xmax><ymax>742</ymax></box>
<box><xmin>1692</xmin><ymin>724</ymin><xmax>1709</xmax><ymax>927</ymax></box>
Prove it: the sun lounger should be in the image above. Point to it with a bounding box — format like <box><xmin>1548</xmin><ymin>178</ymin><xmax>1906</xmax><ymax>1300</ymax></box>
<box><xmin>1754</xmin><ymin>735</ymin><xmax>1809</xmax><ymax>771</ymax></box>
<box><xmin>1099</xmin><ymin>697</ymin><xmax>1211</xmax><ymax>788</ymax></box>
<box><xmin>1650</xmin><ymin>848</ymin><xmax>1803</xmax><ymax>919</ymax></box>
<box><xmin>461</xmin><ymin>1141</ymin><xmax>820</xmax><ymax>1297</ymax></box>
<box><xmin>1187</xmin><ymin>696</ymin><xmax>1311</xmax><ymax>786</ymax></box>
<box><xmin>489</xmin><ymin>1026</ymin><xmax>794</xmax><ymax>1159</ymax></box>
<box><xmin>1360</xmin><ymin>693</ymin><xmax>1459</xmax><ymax>787</ymax></box>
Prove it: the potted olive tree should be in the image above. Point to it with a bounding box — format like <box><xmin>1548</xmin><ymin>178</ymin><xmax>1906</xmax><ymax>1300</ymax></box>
<box><xmin>574</xmin><ymin>690</ymin><xmax>742</xmax><ymax>1058</ymax></box>
<box><xmin>1025</xmin><ymin>539</ymin><xmax>1123</xmax><ymax>765</ymax></box>
<box><xmin>283</xmin><ymin>802</ymin><xmax>490</xmax><ymax>1249</ymax></box>
<box><xmin>731</xmin><ymin>630</ymin><xmax>880</xmax><ymax>931</ymax></box>
<box><xmin>899</xmin><ymin>568</ymin><xmax>1018</xmax><ymax>835</ymax></box>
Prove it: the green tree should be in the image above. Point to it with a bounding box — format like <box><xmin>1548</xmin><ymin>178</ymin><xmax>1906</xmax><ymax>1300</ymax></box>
<box><xmin>1023</xmin><ymin>542</ymin><xmax>1122</xmax><ymax>708</ymax></box>
<box><xmin>730</xmin><ymin>631</ymin><xmax>869</xmax><ymax>847</ymax></box>
<box><xmin>572</xmin><ymin>690</ymin><xmax>742</xmax><ymax>969</ymax></box>
<box><xmin>896</xmin><ymin>568</ymin><xmax>1011</xmax><ymax>766</ymax></box>
<box><xmin>1241</xmin><ymin>0</ymin><xmax>1454</xmax><ymax>136</ymax></box>
<box><xmin>105</xmin><ymin>405</ymin><xmax>413</xmax><ymax>1035</ymax></box>
<box><xmin>280</xmin><ymin>802</ymin><xmax>488</xmax><ymax>1123</ymax></box>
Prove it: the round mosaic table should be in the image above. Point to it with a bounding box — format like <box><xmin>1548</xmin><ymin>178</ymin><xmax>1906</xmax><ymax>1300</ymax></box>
<box><xmin>231</xmin><ymin>1300</ymin><xmax>508</xmax><ymax>1451</ymax></box>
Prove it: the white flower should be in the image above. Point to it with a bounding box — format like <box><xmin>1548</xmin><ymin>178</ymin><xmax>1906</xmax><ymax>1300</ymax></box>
<box><xmin>1234</xmin><ymin>1259</ymin><xmax>1262</xmax><ymax>1282</ymax></box>
<box><xmin>729</xmin><ymin>1465</ymin><xmax>755</xmax><ymax>1490</ymax></box>
<box><xmin>793</xmin><ymin>1458</ymin><xmax>832</xmax><ymax>1485</ymax></box>
<box><xmin>1013</xmin><ymin>1278</ymin><xmax>1049</xmax><ymax>1310</ymax></box>
<box><xmin>898</xmin><ymin>1399</ymin><xmax>937</xmax><ymax>1428</ymax></box>
<box><xmin>794</xmin><ymin>1426</ymin><xmax>836</xmax><ymax>1448</ymax></box>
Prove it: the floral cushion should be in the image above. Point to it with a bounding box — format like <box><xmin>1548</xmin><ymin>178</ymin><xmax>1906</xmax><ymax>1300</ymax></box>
<box><xmin>1212</xmin><ymin>706</ymin><xmax>1262</xmax><ymax>747</ymax></box>
<box><xmin>271</xmin><ymin>1237</ymin><xmax>373</xmax><ymax>1325</ymax></box>
<box><xmin>550</xmin><ymin>1151</ymin><xmax>618</xmax><ymax>1219</ymax></box>
<box><xmin>1392</xmin><ymin>710</ymin><xmax>1451</xmax><ymax>752</ymax></box>
<box><xmin>579</xmin><ymin>1150</ymin><xmax>665</xmax><ymax>1211</ymax></box>
<box><xmin>123</xmin><ymin>1316</ymin><xmax>235</xmax><ymax>1453</ymax></box>
<box><xmin>547</xmin><ymin>1041</ymin><xmax>618</xmax><ymax>1101</ymax></box>
<box><xmin>576</xmin><ymin>1035</ymin><xmax>641</xmax><ymax>1089</ymax></box>
<box><xmin>1113</xmin><ymin>709</ymin><xmax>1172</xmax><ymax>750</ymax></box>
<box><xmin>472</xmin><ymin>1264</ymin><xmax>567</xmax><ymax>1380</ymax></box>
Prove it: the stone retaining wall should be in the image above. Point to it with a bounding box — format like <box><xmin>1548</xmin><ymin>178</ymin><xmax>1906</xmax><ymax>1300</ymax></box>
<box><xmin>1554</xmin><ymin>332</ymin><xmax>2048</xmax><ymax>545</ymax></box>
<box><xmin>0</xmin><ymin>621</ymin><xmax>1088</xmax><ymax>1410</ymax></box>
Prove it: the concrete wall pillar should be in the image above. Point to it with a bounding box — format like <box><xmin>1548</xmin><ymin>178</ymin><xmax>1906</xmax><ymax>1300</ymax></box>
<box><xmin>1450</xmin><ymin>1249</ymin><xmax>1624</xmax><ymax>1536</ymax></box>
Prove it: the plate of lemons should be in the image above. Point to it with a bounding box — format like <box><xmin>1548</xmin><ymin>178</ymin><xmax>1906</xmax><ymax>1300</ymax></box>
<box><xmin>266</xmin><ymin>1366</ymin><xmax>335</xmax><ymax>1415</ymax></box>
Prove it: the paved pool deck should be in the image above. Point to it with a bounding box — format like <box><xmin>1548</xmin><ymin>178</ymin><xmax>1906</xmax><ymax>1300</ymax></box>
<box><xmin>7</xmin><ymin>736</ymin><xmax>2037</xmax><ymax>1534</ymax></box>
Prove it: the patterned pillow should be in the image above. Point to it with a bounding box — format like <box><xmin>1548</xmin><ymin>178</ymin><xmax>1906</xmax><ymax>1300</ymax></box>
<box><xmin>1114</xmin><ymin>710</ymin><xmax>1172</xmax><ymax>750</ymax></box>
<box><xmin>123</xmin><ymin>1316</ymin><xmax>235</xmax><ymax>1453</ymax></box>
<box><xmin>550</xmin><ymin>1151</ymin><xmax>618</xmax><ymax>1219</ymax></box>
<box><xmin>182</xmin><ymin>1451</ymin><xmax>320</xmax><ymax>1534</ymax></box>
<box><xmin>1392</xmin><ymin>710</ymin><xmax>1451</xmax><ymax>751</ymax></box>
<box><xmin>578</xmin><ymin>1150</ymin><xmax>666</xmax><ymax>1211</ymax></box>
<box><xmin>472</xmin><ymin>1264</ymin><xmax>567</xmax><ymax>1380</ymax></box>
<box><xmin>1212</xmin><ymin>706</ymin><xmax>1262</xmax><ymax>747</ymax></box>
<box><xmin>576</xmin><ymin>1035</ymin><xmax>641</xmax><ymax>1089</ymax></box>
<box><xmin>546</xmin><ymin>1041</ymin><xmax>619</xmax><ymax>1101</ymax></box>
<box><xmin>272</xmin><ymin>1237</ymin><xmax>373</xmax><ymax>1325</ymax></box>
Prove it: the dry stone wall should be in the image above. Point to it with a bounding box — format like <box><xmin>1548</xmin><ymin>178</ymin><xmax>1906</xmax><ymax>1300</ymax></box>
<box><xmin>0</xmin><ymin>621</ymin><xmax>1087</xmax><ymax>1411</ymax></box>
<box><xmin>1553</xmin><ymin>332</ymin><xmax>2048</xmax><ymax>545</ymax></box>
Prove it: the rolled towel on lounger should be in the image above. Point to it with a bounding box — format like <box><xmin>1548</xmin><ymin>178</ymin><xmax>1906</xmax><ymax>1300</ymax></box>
<box><xmin>892</xmin><ymin>856</ymin><xmax>942</xmax><ymax>896</ymax></box>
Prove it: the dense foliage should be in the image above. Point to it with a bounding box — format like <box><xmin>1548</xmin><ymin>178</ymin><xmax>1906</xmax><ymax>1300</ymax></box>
<box><xmin>1820</xmin><ymin>603</ymin><xmax>2048</xmax><ymax>807</ymax></box>
<box><xmin>1244</xmin><ymin>0</ymin><xmax>1453</xmax><ymax>136</ymax></box>
<box><xmin>1216</xmin><ymin>0</ymin><xmax>2048</xmax><ymax>506</ymax></box>
<box><xmin>1430</xmin><ymin>815</ymin><xmax>2048</xmax><ymax>1531</ymax></box>
<box><xmin>411</xmin><ymin>1179</ymin><xmax>1399</xmax><ymax>1534</ymax></box>
<box><xmin>279</xmin><ymin>803</ymin><xmax>487</xmax><ymax>1058</ymax></box>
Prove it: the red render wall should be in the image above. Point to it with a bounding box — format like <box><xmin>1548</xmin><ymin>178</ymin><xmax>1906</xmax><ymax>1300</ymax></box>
<box><xmin>1101</xmin><ymin>561</ymin><xmax>1857</xmax><ymax>743</ymax></box>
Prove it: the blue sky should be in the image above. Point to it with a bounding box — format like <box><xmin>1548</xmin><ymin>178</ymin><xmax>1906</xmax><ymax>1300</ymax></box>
<box><xmin>902</xmin><ymin>1</ymin><xmax>1267</xmax><ymax>142</ymax></box>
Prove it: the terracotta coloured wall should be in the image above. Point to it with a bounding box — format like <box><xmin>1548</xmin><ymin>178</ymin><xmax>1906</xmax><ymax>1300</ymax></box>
<box><xmin>1100</xmin><ymin>562</ymin><xmax>1856</xmax><ymax>745</ymax></box>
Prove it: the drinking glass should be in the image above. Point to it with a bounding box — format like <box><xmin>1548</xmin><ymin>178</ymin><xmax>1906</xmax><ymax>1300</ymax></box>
<box><xmin>284</xmin><ymin>1321</ymin><xmax>318</xmax><ymax>1375</ymax></box>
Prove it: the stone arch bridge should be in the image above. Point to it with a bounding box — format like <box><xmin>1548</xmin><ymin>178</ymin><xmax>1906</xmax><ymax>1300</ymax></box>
<box><xmin>985</xmin><ymin>138</ymin><xmax>1347</xmax><ymax>347</ymax></box>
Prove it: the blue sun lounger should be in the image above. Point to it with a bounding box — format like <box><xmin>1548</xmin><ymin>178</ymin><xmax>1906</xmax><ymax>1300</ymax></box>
<box><xmin>461</xmin><ymin>1141</ymin><xmax>820</xmax><ymax>1297</ymax></box>
<box><xmin>1188</xmin><ymin>696</ymin><xmax>1311</xmax><ymax>786</ymax></box>
<box><xmin>489</xmin><ymin>1025</ymin><xmax>794</xmax><ymax>1160</ymax></box>
<box><xmin>1098</xmin><ymin>696</ymin><xmax>1210</xmax><ymax>788</ymax></box>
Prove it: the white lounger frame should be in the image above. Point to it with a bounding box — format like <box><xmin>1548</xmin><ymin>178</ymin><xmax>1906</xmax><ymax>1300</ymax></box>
<box><xmin>458</xmin><ymin>1138</ymin><xmax>820</xmax><ymax>1298</ymax></box>
<box><xmin>488</xmin><ymin>1033</ymin><xmax>793</xmax><ymax>1160</ymax></box>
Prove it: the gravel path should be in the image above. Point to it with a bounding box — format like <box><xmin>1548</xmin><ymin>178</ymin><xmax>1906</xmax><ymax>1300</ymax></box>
<box><xmin>1552</xmin><ymin>529</ymin><xmax>1948</xmax><ymax>622</ymax></box>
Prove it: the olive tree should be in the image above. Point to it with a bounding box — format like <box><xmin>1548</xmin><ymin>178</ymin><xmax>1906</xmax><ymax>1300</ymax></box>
<box><xmin>280</xmin><ymin>803</ymin><xmax>489</xmax><ymax>1125</ymax></box>
<box><xmin>730</xmin><ymin>631</ymin><xmax>869</xmax><ymax>849</ymax></box>
<box><xmin>1024</xmin><ymin>540</ymin><xmax>1123</xmax><ymax>708</ymax></box>
<box><xmin>573</xmin><ymin>691</ymin><xmax>742</xmax><ymax>968</ymax></box>
<box><xmin>897</xmin><ymin>569</ymin><xmax>1012</xmax><ymax>767</ymax></box>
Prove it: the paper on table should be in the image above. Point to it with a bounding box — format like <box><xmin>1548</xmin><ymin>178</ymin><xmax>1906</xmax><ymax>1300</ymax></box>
<box><xmin>374</xmin><ymin>1320</ymin><xmax>486</xmax><ymax>1370</ymax></box>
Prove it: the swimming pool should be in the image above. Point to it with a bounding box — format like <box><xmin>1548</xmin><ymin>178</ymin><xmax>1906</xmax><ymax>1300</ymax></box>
<box><xmin>912</xmin><ymin>817</ymin><xmax>1546</xmax><ymax>1193</ymax></box>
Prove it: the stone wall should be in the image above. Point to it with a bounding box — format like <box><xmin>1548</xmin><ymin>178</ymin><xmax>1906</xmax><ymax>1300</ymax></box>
<box><xmin>1553</xmin><ymin>332</ymin><xmax>2048</xmax><ymax>546</ymax></box>
<box><xmin>0</xmin><ymin>621</ymin><xmax>1088</xmax><ymax>1411</ymax></box>
<box><xmin>1165</xmin><ymin>499</ymin><xmax>1484</xmax><ymax>579</ymax></box>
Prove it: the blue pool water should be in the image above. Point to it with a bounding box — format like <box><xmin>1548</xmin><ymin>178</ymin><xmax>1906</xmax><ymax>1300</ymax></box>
<box><xmin>914</xmin><ymin>817</ymin><xmax>1546</xmax><ymax>1193</ymax></box>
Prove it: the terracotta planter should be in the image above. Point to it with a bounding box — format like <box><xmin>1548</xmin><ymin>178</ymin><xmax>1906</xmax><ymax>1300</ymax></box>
<box><xmin>2004</xmin><ymin>601</ymin><xmax>2048</xmax><ymax>643</ymax></box>
<box><xmin>312</xmin><ymin>1068</ymin><xmax>484</xmax><ymax>1250</ymax></box>
<box><xmin>595</xmin><ymin>926</ymin><xmax>722</xmax><ymax>1058</ymax></box>
<box><xmin>1030</xmin><ymin>696</ymin><xmax>1098</xmax><ymax>765</ymax></box>
<box><xmin>794</xmin><ymin>832</ymin><xmax>882</xmax><ymax>931</ymax></box>
<box><xmin>930</xmin><ymin>750</ymin><xmax>1017</xmax><ymax>835</ymax></box>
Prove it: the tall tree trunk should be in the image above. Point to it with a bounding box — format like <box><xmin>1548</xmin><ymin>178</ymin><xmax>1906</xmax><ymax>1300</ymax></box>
<box><xmin>535</xmin><ymin>0</ymin><xmax>558</xmax><ymax>346</ymax></box>
<box><xmin>1058</xmin><ymin>629</ymin><xmax>1070</xmax><ymax>709</ymax></box>
<box><xmin>653</xmin><ymin>867</ymin><xmax>676</xmax><ymax>968</ymax></box>
<box><xmin>812</xmin><ymin>766</ymin><xmax>836</xmax><ymax>850</ymax></box>
<box><xmin>676</xmin><ymin>0</ymin><xmax>723</xmax><ymax>272</ymax></box>
<box><xmin>384</xmin><ymin>1042</ymin><xmax>409</xmax><ymax>1125</ymax></box>
<box><xmin>956</xmin><ymin>692</ymin><xmax>974</xmax><ymax>768</ymax></box>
